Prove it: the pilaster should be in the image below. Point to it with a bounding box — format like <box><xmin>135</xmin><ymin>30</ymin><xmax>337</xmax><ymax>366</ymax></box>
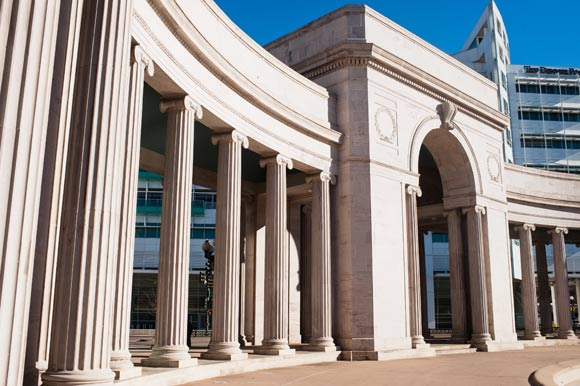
<box><xmin>255</xmin><ymin>155</ymin><xmax>295</xmax><ymax>356</ymax></box>
<box><xmin>202</xmin><ymin>130</ymin><xmax>249</xmax><ymax>361</ymax></box>
<box><xmin>141</xmin><ymin>96</ymin><xmax>201</xmax><ymax>368</ymax></box>
<box><xmin>406</xmin><ymin>185</ymin><xmax>428</xmax><ymax>348</ymax></box>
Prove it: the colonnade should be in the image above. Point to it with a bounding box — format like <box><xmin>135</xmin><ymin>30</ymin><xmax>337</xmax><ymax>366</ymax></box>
<box><xmin>515</xmin><ymin>225</ymin><xmax>577</xmax><ymax>340</ymax></box>
<box><xmin>406</xmin><ymin>187</ymin><xmax>510</xmax><ymax>348</ymax></box>
<box><xmin>408</xmin><ymin>176</ymin><xmax>577</xmax><ymax>346</ymax></box>
<box><xmin>1</xmin><ymin>1</ymin><xmax>337</xmax><ymax>382</ymax></box>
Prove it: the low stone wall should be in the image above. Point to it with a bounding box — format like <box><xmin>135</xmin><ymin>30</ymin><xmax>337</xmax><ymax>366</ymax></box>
<box><xmin>529</xmin><ymin>359</ymin><xmax>580</xmax><ymax>386</ymax></box>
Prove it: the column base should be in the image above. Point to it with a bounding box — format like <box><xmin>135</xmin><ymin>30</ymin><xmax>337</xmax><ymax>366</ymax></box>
<box><xmin>42</xmin><ymin>369</ymin><xmax>116</xmax><ymax>386</ymax></box>
<box><xmin>470</xmin><ymin>340</ymin><xmax>524</xmax><ymax>352</ymax></box>
<box><xmin>341</xmin><ymin>348</ymin><xmax>435</xmax><ymax>361</ymax></box>
<box><xmin>557</xmin><ymin>331</ymin><xmax>578</xmax><ymax>340</ymax></box>
<box><xmin>522</xmin><ymin>334</ymin><xmax>546</xmax><ymax>341</ymax></box>
<box><xmin>254</xmin><ymin>347</ymin><xmax>296</xmax><ymax>356</ymax></box>
<box><xmin>201</xmin><ymin>352</ymin><xmax>249</xmax><ymax>361</ymax></box>
<box><xmin>113</xmin><ymin>366</ymin><xmax>142</xmax><ymax>380</ymax></box>
<box><xmin>303</xmin><ymin>345</ymin><xmax>337</xmax><ymax>352</ymax></box>
<box><xmin>141</xmin><ymin>358</ymin><xmax>198</xmax><ymax>368</ymax></box>
<box><xmin>413</xmin><ymin>343</ymin><xmax>431</xmax><ymax>350</ymax></box>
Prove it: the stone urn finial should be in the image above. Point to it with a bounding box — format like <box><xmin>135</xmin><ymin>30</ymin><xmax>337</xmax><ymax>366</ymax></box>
<box><xmin>436</xmin><ymin>101</ymin><xmax>457</xmax><ymax>130</ymax></box>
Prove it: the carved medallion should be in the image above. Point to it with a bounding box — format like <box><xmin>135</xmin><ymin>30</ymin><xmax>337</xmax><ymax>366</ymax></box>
<box><xmin>374</xmin><ymin>107</ymin><xmax>398</xmax><ymax>144</ymax></box>
<box><xmin>487</xmin><ymin>155</ymin><xmax>501</xmax><ymax>183</ymax></box>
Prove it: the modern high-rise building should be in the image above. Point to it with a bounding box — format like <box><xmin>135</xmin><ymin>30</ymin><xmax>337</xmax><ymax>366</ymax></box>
<box><xmin>453</xmin><ymin>0</ymin><xmax>514</xmax><ymax>162</ymax></box>
<box><xmin>131</xmin><ymin>170</ymin><xmax>217</xmax><ymax>331</ymax></box>
<box><xmin>507</xmin><ymin>64</ymin><xmax>580</xmax><ymax>173</ymax></box>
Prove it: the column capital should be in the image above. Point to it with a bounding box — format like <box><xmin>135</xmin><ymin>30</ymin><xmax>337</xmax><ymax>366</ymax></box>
<box><xmin>132</xmin><ymin>45</ymin><xmax>155</xmax><ymax>76</ymax></box>
<box><xmin>306</xmin><ymin>171</ymin><xmax>335</xmax><ymax>185</ymax></box>
<box><xmin>259</xmin><ymin>154</ymin><xmax>293</xmax><ymax>170</ymax></box>
<box><xmin>406</xmin><ymin>184</ymin><xmax>422</xmax><ymax>197</ymax></box>
<box><xmin>462</xmin><ymin>205</ymin><xmax>486</xmax><ymax>215</ymax></box>
<box><xmin>160</xmin><ymin>95</ymin><xmax>203</xmax><ymax>119</ymax></box>
<box><xmin>549</xmin><ymin>227</ymin><xmax>569</xmax><ymax>236</ymax></box>
<box><xmin>211</xmin><ymin>130</ymin><xmax>249</xmax><ymax>148</ymax></box>
<box><xmin>516</xmin><ymin>223</ymin><xmax>536</xmax><ymax>232</ymax></box>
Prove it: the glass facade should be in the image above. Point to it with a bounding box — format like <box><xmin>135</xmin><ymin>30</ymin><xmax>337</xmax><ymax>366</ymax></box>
<box><xmin>131</xmin><ymin>170</ymin><xmax>216</xmax><ymax>332</ymax></box>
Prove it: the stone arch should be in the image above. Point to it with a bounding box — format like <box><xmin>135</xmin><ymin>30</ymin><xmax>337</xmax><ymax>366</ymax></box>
<box><xmin>409</xmin><ymin>116</ymin><xmax>482</xmax><ymax>197</ymax></box>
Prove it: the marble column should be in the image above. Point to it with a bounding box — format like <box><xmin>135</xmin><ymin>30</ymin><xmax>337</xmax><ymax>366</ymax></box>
<box><xmin>141</xmin><ymin>96</ymin><xmax>201</xmax><ymax>368</ymax></box>
<box><xmin>406</xmin><ymin>185</ymin><xmax>428</xmax><ymax>348</ymax></box>
<box><xmin>110</xmin><ymin>45</ymin><xmax>154</xmax><ymax>379</ymax></box>
<box><xmin>255</xmin><ymin>155</ymin><xmax>296</xmax><ymax>355</ymax></box>
<box><xmin>41</xmin><ymin>0</ymin><xmax>134</xmax><ymax>384</ymax></box>
<box><xmin>202</xmin><ymin>130</ymin><xmax>249</xmax><ymax>361</ymax></box>
<box><xmin>306</xmin><ymin>172</ymin><xmax>336</xmax><ymax>352</ymax></box>
<box><xmin>536</xmin><ymin>241</ymin><xmax>553</xmax><ymax>334</ymax></box>
<box><xmin>447</xmin><ymin>209</ymin><xmax>468</xmax><ymax>343</ymax></box>
<box><xmin>0</xmin><ymin>1</ymin><xmax>61</xmax><ymax>385</ymax></box>
<box><xmin>300</xmin><ymin>205</ymin><xmax>313</xmax><ymax>344</ymax></box>
<box><xmin>463</xmin><ymin>206</ymin><xmax>492</xmax><ymax>346</ymax></box>
<box><xmin>517</xmin><ymin>224</ymin><xmax>543</xmax><ymax>340</ymax></box>
<box><xmin>23</xmin><ymin>1</ymin><xmax>84</xmax><ymax>384</ymax></box>
<box><xmin>550</xmin><ymin>227</ymin><xmax>576</xmax><ymax>339</ymax></box>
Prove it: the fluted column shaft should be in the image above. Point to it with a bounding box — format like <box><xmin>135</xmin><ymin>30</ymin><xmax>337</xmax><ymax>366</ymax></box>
<box><xmin>203</xmin><ymin>131</ymin><xmax>249</xmax><ymax>361</ymax></box>
<box><xmin>256</xmin><ymin>155</ymin><xmax>295</xmax><ymax>355</ymax></box>
<box><xmin>1</xmin><ymin>0</ymin><xmax>61</xmax><ymax>384</ymax></box>
<box><xmin>110</xmin><ymin>46</ymin><xmax>154</xmax><ymax>377</ymax></box>
<box><xmin>406</xmin><ymin>185</ymin><xmax>426</xmax><ymax>348</ymax></box>
<box><xmin>42</xmin><ymin>0</ymin><xmax>134</xmax><ymax>384</ymax></box>
<box><xmin>536</xmin><ymin>241</ymin><xmax>553</xmax><ymax>334</ymax></box>
<box><xmin>143</xmin><ymin>96</ymin><xmax>201</xmax><ymax>368</ymax></box>
<box><xmin>518</xmin><ymin>224</ymin><xmax>542</xmax><ymax>339</ymax></box>
<box><xmin>300</xmin><ymin>205</ymin><xmax>313</xmax><ymax>343</ymax></box>
<box><xmin>464</xmin><ymin>206</ymin><xmax>491</xmax><ymax>344</ymax></box>
<box><xmin>447</xmin><ymin>209</ymin><xmax>467</xmax><ymax>343</ymax></box>
<box><xmin>550</xmin><ymin>227</ymin><xmax>576</xmax><ymax>339</ymax></box>
<box><xmin>307</xmin><ymin>173</ymin><xmax>336</xmax><ymax>351</ymax></box>
<box><xmin>24</xmin><ymin>2</ymin><xmax>85</xmax><ymax>385</ymax></box>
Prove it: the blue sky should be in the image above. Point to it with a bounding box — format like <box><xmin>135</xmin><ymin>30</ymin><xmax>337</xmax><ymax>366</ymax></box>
<box><xmin>215</xmin><ymin>0</ymin><xmax>580</xmax><ymax>68</ymax></box>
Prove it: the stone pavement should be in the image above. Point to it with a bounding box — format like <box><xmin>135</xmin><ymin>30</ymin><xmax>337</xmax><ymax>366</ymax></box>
<box><xmin>183</xmin><ymin>346</ymin><xmax>580</xmax><ymax>386</ymax></box>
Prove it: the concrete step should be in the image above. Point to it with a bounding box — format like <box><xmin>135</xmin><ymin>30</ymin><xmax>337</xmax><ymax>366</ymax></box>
<box><xmin>432</xmin><ymin>344</ymin><xmax>477</xmax><ymax>356</ymax></box>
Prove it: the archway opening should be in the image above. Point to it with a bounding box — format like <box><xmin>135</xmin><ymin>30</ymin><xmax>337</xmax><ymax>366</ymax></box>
<box><xmin>415</xmin><ymin>128</ymin><xmax>477</xmax><ymax>346</ymax></box>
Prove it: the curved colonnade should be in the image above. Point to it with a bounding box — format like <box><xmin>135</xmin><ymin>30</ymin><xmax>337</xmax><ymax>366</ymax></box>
<box><xmin>1</xmin><ymin>1</ymin><xmax>580</xmax><ymax>386</ymax></box>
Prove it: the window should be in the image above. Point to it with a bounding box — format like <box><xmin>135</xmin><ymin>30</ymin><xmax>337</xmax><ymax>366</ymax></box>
<box><xmin>432</xmin><ymin>233</ymin><xmax>449</xmax><ymax>243</ymax></box>
<box><xmin>501</xmin><ymin>72</ymin><xmax>507</xmax><ymax>90</ymax></box>
<box><xmin>503</xmin><ymin>99</ymin><xmax>509</xmax><ymax>114</ymax></box>
<box><xmin>521</xmin><ymin>137</ymin><xmax>580</xmax><ymax>149</ymax></box>
<box><xmin>516</xmin><ymin>82</ymin><xmax>579</xmax><ymax>95</ymax></box>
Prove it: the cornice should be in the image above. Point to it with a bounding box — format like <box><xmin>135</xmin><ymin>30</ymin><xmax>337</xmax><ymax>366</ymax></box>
<box><xmin>299</xmin><ymin>46</ymin><xmax>508</xmax><ymax>132</ymax></box>
<box><xmin>133</xmin><ymin>5</ymin><xmax>335</xmax><ymax>168</ymax></box>
<box><xmin>142</xmin><ymin>0</ymin><xmax>341</xmax><ymax>145</ymax></box>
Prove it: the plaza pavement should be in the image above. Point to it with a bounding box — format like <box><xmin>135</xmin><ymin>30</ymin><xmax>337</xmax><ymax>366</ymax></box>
<box><xmin>183</xmin><ymin>345</ymin><xmax>580</xmax><ymax>386</ymax></box>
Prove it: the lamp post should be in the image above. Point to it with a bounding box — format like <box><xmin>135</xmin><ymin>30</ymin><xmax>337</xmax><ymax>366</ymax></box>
<box><xmin>201</xmin><ymin>240</ymin><xmax>215</xmax><ymax>335</ymax></box>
